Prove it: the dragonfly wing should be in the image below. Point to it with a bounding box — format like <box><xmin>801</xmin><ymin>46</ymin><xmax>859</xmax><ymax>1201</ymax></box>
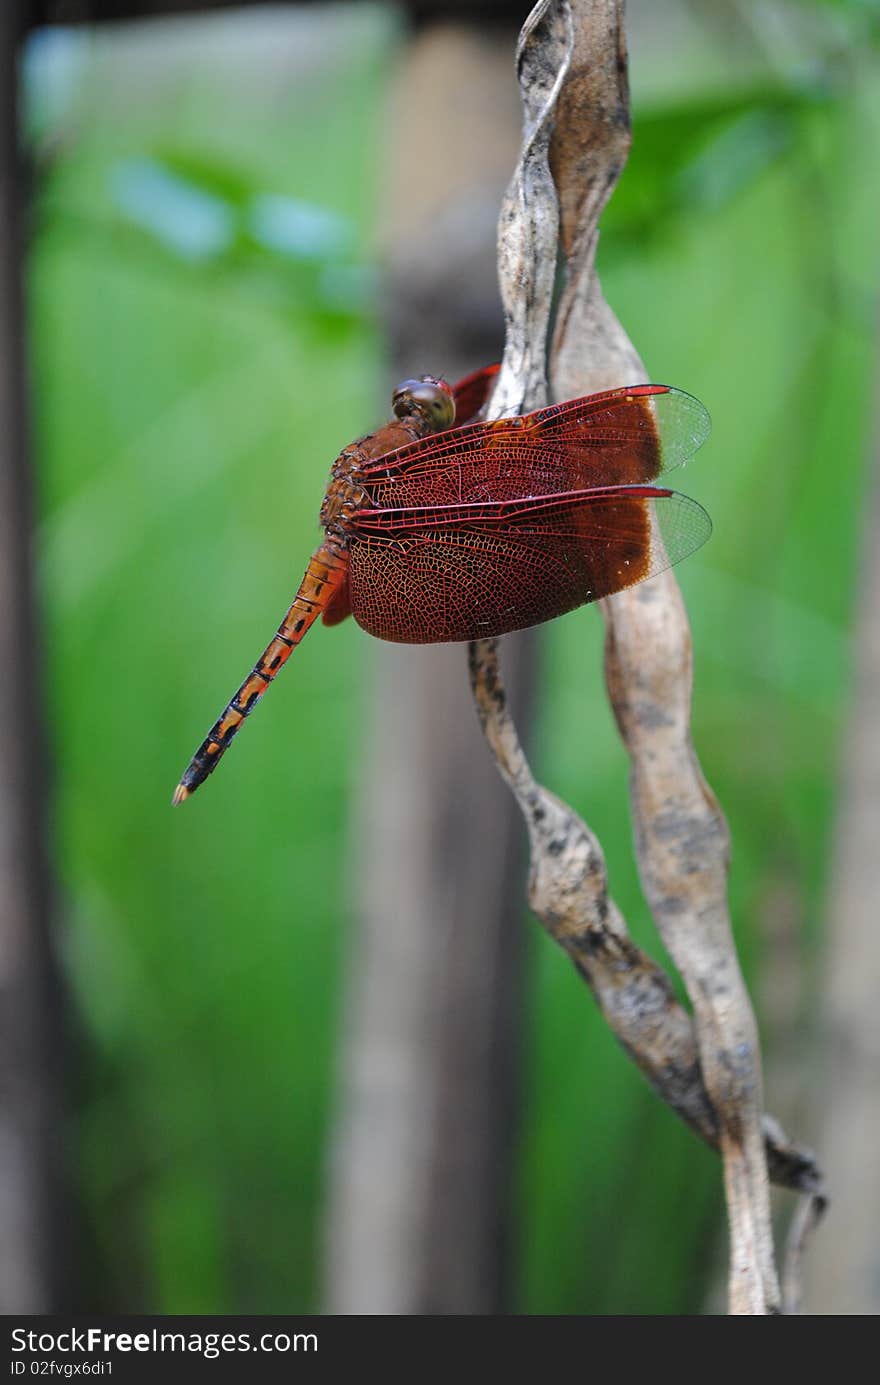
<box><xmin>359</xmin><ymin>385</ymin><xmax>710</xmax><ymax>509</ymax></box>
<box><xmin>348</xmin><ymin>487</ymin><xmax>711</xmax><ymax>644</ymax></box>
<box><xmin>451</xmin><ymin>363</ymin><xmax>500</xmax><ymax>425</ymax></box>
<box><xmin>321</xmin><ymin>573</ymin><xmax>352</xmax><ymax>626</ymax></box>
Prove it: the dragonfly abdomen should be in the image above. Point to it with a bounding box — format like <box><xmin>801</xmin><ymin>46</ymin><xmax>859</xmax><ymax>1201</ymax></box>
<box><xmin>172</xmin><ymin>543</ymin><xmax>347</xmax><ymax>804</ymax></box>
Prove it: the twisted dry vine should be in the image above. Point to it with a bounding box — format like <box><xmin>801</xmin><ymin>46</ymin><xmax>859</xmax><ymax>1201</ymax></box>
<box><xmin>471</xmin><ymin>0</ymin><xmax>826</xmax><ymax>1315</ymax></box>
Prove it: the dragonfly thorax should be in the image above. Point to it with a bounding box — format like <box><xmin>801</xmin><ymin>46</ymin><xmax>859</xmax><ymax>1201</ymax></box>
<box><xmin>320</xmin><ymin>452</ymin><xmax>368</xmax><ymax>536</ymax></box>
<box><xmin>319</xmin><ymin>410</ymin><xmax>438</xmax><ymax>538</ymax></box>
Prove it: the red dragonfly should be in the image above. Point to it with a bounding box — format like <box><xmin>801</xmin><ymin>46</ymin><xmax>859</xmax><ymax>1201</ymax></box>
<box><xmin>172</xmin><ymin>364</ymin><xmax>710</xmax><ymax>803</ymax></box>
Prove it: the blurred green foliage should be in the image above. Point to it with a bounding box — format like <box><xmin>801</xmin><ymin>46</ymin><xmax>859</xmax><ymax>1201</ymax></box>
<box><xmin>25</xmin><ymin>2</ymin><xmax>879</xmax><ymax>1314</ymax></box>
<box><xmin>29</xmin><ymin>6</ymin><xmax>395</xmax><ymax>1312</ymax></box>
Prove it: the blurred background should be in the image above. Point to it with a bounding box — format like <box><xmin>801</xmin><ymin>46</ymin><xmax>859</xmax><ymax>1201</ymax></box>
<box><xmin>2</xmin><ymin>0</ymin><xmax>879</xmax><ymax>1315</ymax></box>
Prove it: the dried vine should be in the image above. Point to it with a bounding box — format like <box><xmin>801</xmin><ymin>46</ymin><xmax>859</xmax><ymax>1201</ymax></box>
<box><xmin>471</xmin><ymin>0</ymin><xmax>826</xmax><ymax>1315</ymax></box>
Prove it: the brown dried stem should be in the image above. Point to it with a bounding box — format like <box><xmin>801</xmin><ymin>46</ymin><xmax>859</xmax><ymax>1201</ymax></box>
<box><xmin>472</xmin><ymin>0</ymin><xmax>826</xmax><ymax>1315</ymax></box>
<box><xmin>468</xmin><ymin>642</ymin><xmax>824</xmax><ymax>1193</ymax></box>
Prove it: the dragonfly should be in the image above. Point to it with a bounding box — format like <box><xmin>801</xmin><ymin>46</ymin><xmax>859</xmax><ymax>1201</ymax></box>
<box><xmin>172</xmin><ymin>363</ymin><xmax>711</xmax><ymax>804</ymax></box>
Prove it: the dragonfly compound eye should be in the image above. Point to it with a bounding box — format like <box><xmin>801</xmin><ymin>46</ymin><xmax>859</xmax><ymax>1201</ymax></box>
<box><xmin>392</xmin><ymin>376</ymin><xmax>455</xmax><ymax>431</ymax></box>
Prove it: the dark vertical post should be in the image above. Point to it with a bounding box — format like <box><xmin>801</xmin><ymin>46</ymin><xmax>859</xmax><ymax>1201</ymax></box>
<box><xmin>0</xmin><ymin>0</ymin><xmax>61</xmax><ymax>1315</ymax></box>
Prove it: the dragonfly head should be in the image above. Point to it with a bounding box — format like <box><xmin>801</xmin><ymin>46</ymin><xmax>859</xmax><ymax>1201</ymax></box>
<box><xmin>392</xmin><ymin>375</ymin><xmax>455</xmax><ymax>432</ymax></box>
